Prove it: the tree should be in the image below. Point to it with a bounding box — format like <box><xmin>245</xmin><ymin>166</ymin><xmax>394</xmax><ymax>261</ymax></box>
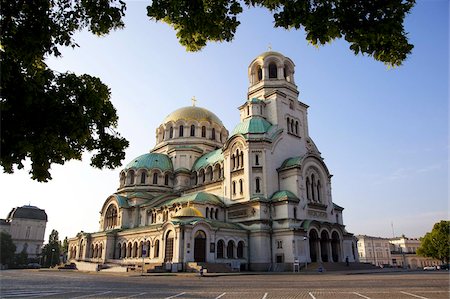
<box><xmin>2</xmin><ymin>1</ymin><xmax>414</xmax><ymax>182</ymax></box>
<box><xmin>0</xmin><ymin>232</ymin><xmax>16</xmax><ymax>267</ymax></box>
<box><xmin>1</xmin><ymin>0</ymin><xmax>129</xmax><ymax>182</ymax></box>
<box><xmin>42</xmin><ymin>229</ymin><xmax>61</xmax><ymax>267</ymax></box>
<box><xmin>417</xmin><ymin>220</ymin><xmax>450</xmax><ymax>264</ymax></box>
<box><xmin>147</xmin><ymin>0</ymin><xmax>415</xmax><ymax>67</ymax></box>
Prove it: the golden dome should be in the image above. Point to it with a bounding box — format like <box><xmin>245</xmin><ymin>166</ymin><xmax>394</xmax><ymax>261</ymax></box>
<box><xmin>173</xmin><ymin>206</ymin><xmax>204</xmax><ymax>218</ymax></box>
<box><xmin>163</xmin><ymin>106</ymin><xmax>223</xmax><ymax>125</ymax></box>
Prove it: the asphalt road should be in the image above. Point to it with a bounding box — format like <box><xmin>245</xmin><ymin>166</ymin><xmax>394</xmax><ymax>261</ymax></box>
<box><xmin>0</xmin><ymin>270</ymin><xmax>448</xmax><ymax>299</ymax></box>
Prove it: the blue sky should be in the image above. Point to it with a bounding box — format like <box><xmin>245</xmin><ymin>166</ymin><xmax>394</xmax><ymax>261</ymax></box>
<box><xmin>0</xmin><ymin>0</ymin><xmax>448</xmax><ymax>241</ymax></box>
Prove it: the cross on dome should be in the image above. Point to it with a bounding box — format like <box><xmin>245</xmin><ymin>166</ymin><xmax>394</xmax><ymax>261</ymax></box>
<box><xmin>191</xmin><ymin>96</ymin><xmax>197</xmax><ymax>107</ymax></box>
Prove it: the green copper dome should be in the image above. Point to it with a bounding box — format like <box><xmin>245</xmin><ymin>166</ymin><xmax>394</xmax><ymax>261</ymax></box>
<box><xmin>232</xmin><ymin>117</ymin><xmax>272</xmax><ymax>135</ymax></box>
<box><xmin>124</xmin><ymin>153</ymin><xmax>173</xmax><ymax>172</ymax></box>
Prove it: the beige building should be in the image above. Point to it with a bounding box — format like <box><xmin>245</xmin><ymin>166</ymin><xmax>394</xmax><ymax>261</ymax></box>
<box><xmin>357</xmin><ymin>235</ymin><xmax>441</xmax><ymax>269</ymax></box>
<box><xmin>356</xmin><ymin>235</ymin><xmax>392</xmax><ymax>267</ymax></box>
<box><xmin>390</xmin><ymin>236</ymin><xmax>441</xmax><ymax>269</ymax></box>
<box><xmin>68</xmin><ymin>51</ymin><xmax>358</xmax><ymax>272</ymax></box>
<box><xmin>1</xmin><ymin>205</ymin><xmax>48</xmax><ymax>259</ymax></box>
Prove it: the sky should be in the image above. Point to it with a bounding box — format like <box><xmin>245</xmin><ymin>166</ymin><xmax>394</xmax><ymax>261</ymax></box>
<box><xmin>1</xmin><ymin>0</ymin><xmax>448</xmax><ymax>243</ymax></box>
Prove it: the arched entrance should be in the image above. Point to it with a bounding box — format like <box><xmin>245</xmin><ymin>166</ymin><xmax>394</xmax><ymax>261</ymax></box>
<box><xmin>320</xmin><ymin>231</ymin><xmax>330</xmax><ymax>262</ymax></box>
<box><xmin>164</xmin><ymin>231</ymin><xmax>174</xmax><ymax>262</ymax></box>
<box><xmin>194</xmin><ymin>230</ymin><xmax>207</xmax><ymax>262</ymax></box>
<box><xmin>309</xmin><ymin>230</ymin><xmax>319</xmax><ymax>262</ymax></box>
<box><xmin>331</xmin><ymin>231</ymin><xmax>341</xmax><ymax>262</ymax></box>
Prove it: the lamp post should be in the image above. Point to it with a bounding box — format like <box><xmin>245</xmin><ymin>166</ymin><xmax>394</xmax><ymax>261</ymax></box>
<box><xmin>51</xmin><ymin>248</ymin><xmax>55</xmax><ymax>268</ymax></box>
<box><xmin>303</xmin><ymin>236</ymin><xmax>308</xmax><ymax>270</ymax></box>
<box><xmin>141</xmin><ymin>238</ymin><xmax>147</xmax><ymax>275</ymax></box>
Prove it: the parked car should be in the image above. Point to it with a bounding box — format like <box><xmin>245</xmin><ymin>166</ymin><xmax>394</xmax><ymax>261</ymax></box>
<box><xmin>423</xmin><ymin>266</ymin><xmax>437</xmax><ymax>270</ymax></box>
<box><xmin>438</xmin><ymin>264</ymin><xmax>449</xmax><ymax>270</ymax></box>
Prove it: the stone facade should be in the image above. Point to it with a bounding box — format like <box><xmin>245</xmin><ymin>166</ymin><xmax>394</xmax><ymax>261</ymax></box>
<box><xmin>356</xmin><ymin>235</ymin><xmax>441</xmax><ymax>269</ymax></box>
<box><xmin>1</xmin><ymin>205</ymin><xmax>48</xmax><ymax>259</ymax></box>
<box><xmin>68</xmin><ymin>51</ymin><xmax>358</xmax><ymax>271</ymax></box>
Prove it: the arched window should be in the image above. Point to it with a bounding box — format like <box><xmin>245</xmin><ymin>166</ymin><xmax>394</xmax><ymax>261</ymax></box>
<box><xmin>255</xmin><ymin>154</ymin><xmax>259</xmax><ymax>165</ymax></box>
<box><xmin>169</xmin><ymin>127</ymin><xmax>173</xmax><ymax>138</ymax></box>
<box><xmin>237</xmin><ymin>241</ymin><xmax>244</xmax><ymax>259</ymax></box>
<box><xmin>247</xmin><ymin>106</ymin><xmax>250</xmax><ymax>115</ymax></box>
<box><xmin>317</xmin><ymin>180</ymin><xmax>321</xmax><ymax>203</ymax></box>
<box><xmin>140</xmin><ymin>172</ymin><xmax>146</xmax><ymax>184</ymax></box>
<box><xmin>190</xmin><ymin>125</ymin><xmax>195</xmax><ymax>136</ymax></box>
<box><xmin>239</xmin><ymin>179</ymin><xmax>243</xmax><ymax>194</ymax></box>
<box><xmin>217</xmin><ymin>240</ymin><xmax>225</xmax><ymax>258</ymax></box>
<box><xmin>201</xmin><ymin>126</ymin><xmax>206</xmax><ymax>137</ymax></box>
<box><xmin>154</xmin><ymin>240</ymin><xmax>160</xmax><ymax>258</ymax></box>
<box><xmin>311</xmin><ymin>174</ymin><xmax>316</xmax><ymax>201</ymax></box>
<box><xmin>287</xmin><ymin>117</ymin><xmax>290</xmax><ymax>132</ymax></box>
<box><xmin>164</xmin><ymin>174</ymin><xmax>169</xmax><ymax>186</ymax></box>
<box><xmin>209</xmin><ymin>167</ymin><xmax>213</xmax><ymax>181</ymax></box>
<box><xmin>202</xmin><ymin>170</ymin><xmax>205</xmax><ymax>183</ymax></box>
<box><xmin>295</xmin><ymin>121</ymin><xmax>299</xmax><ymax>135</ymax></box>
<box><xmin>231</xmin><ymin>154</ymin><xmax>235</xmax><ymax>170</ymax></box>
<box><xmin>118</xmin><ymin>244</ymin><xmax>122</xmax><ymax>259</ymax></box>
<box><xmin>217</xmin><ymin>164</ymin><xmax>222</xmax><ymax>178</ymax></box>
<box><xmin>235</xmin><ymin>149</ymin><xmax>240</xmax><ymax>168</ymax></box>
<box><xmin>227</xmin><ymin>240</ymin><xmax>235</xmax><ymax>258</ymax></box>
<box><xmin>129</xmin><ymin>170</ymin><xmax>135</xmax><ymax>185</ymax></box>
<box><xmin>255</xmin><ymin>177</ymin><xmax>261</xmax><ymax>193</ymax></box>
<box><xmin>153</xmin><ymin>173</ymin><xmax>158</xmax><ymax>184</ymax></box>
<box><xmin>211</xmin><ymin>128</ymin><xmax>215</xmax><ymax>140</ymax></box>
<box><xmin>240</xmin><ymin>152</ymin><xmax>244</xmax><ymax>168</ymax></box>
<box><xmin>210</xmin><ymin>208</ymin><xmax>214</xmax><ymax>219</ymax></box>
<box><xmin>306</xmin><ymin>177</ymin><xmax>311</xmax><ymax>201</ymax></box>
<box><xmin>220</xmin><ymin>132</ymin><xmax>222</xmax><ymax>142</ymax></box>
<box><xmin>105</xmin><ymin>205</ymin><xmax>118</xmax><ymax>229</ymax></box>
<box><xmin>257</xmin><ymin>66</ymin><xmax>262</xmax><ymax>81</ymax></box>
<box><xmin>291</xmin><ymin>119</ymin><xmax>294</xmax><ymax>133</ymax></box>
<box><xmin>232</xmin><ymin>181</ymin><xmax>236</xmax><ymax>195</ymax></box>
<box><xmin>179</xmin><ymin>125</ymin><xmax>184</xmax><ymax>137</ymax></box>
<box><xmin>99</xmin><ymin>243</ymin><xmax>103</xmax><ymax>258</ymax></box>
<box><xmin>294</xmin><ymin>207</ymin><xmax>297</xmax><ymax>219</ymax></box>
<box><xmin>269</xmin><ymin>63</ymin><xmax>277</xmax><ymax>78</ymax></box>
<box><xmin>206</xmin><ymin>207</ymin><xmax>209</xmax><ymax>219</ymax></box>
<box><xmin>215</xmin><ymin>209</ymin><xmax>219</xmax><ymax>220</ymax></box>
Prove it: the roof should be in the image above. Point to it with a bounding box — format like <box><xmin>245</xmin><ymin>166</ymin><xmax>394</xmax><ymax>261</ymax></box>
<box><xmin>192</xmin><ymin>149</ymin><xmax>223</xmax><ymax>171</ymax></box>
<box><xmin>160</xmin><ymin>192</ymin><xmax>224</xmax><ymax>207</ymax></box>
<box><xmin>7</xmin><ymin>205</ymin><xmax>47</xmax><ymax>221</ymax></box>
<box><xmin>124</xmin><ymin>153</ymin><xmax>173</xmax><ymax>172</ymax></box>
<box><xmin>333</xmin><ymin>203</ymin><xmax>344</xmax><ymax>211</ymax></box>
<box><xmin>232</xmin><ymin>117</ymin><xmax>272</xmax><ymax>135</ymax></box>
<box><xmin>271</xmin><ymin>190</ymin><xmax>300</xmax><ymax>202</ymax></box>
<box><xmin>163</xmin><ymin>106</ymin><xmax>223</xmax><ymax>125</ymax></box>
<box><xmin>279</xmin><ymin>155</ymin><xmax>305</xmax><ymax>170</ymax></box>
<box><xmin>173</xmin><ymin>206</ymin><xmax>204</xmax><ymax>218</ymax></box>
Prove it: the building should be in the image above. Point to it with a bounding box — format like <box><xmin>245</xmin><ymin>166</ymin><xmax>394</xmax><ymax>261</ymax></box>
<box><xmin>356</xmin><ymin>235</ymin><xmax>392</xmax><ymax>267</ymax></box>
<box><xmin>68</xmin><ymin>51</ymin><xmax>358</xmax><ymax>272</ymax></box>
<box><xmin>1</xmin><ymin>205</ymin><xmax>48</xmax><ymax>259</ymax></box>
<box><xmin>390</xmin><ymin>236</ymin><xmax>440</xmax><ymax>269</ymax></box>
<box><xmin>356</xmin><ymin>235</ymin><xmax>441</xmax><ymax>269</ymax></box>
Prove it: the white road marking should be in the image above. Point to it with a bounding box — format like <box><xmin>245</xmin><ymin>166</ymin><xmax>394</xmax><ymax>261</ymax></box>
<box><xmin>400</xmin><ymin>291</ymin><xmax>430</xmax><ymax>299</ymax></box>
<box><xmin>71</xmin><ymin>291</ymin><xmax>112</xmax><ymax>299</ymax></box>
<box><xmin>164</xmin><ymin>292</ymin><xmax>186</xmax><ymax>299</ymax></box>
<box><xmin>215</xmin><ymin>293</ymin><xmax>227</xmax><ymax>299</ymax></box>
<box><xmin>114</xmin><ymin>292</ymin><xmax>147</xmax><ymax>299</ymax></box>
<box><xmin>262</xmin><ymin>293</ymin><xmax>268</xmax><ymax>299</ymax></box>
<box><xmin>308</xmin><ymin>292</ymin><xmax>317</xmax><ymax>299</ymax></box>
<box><xmin>353</xmin><ymin>292</ymin><xmax>372</xmax><ymax>299</ymax></box>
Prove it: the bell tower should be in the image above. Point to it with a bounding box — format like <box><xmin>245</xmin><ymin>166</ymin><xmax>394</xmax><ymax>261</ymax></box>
<box><xmin>247</xmin><ymin>51</ymin><xmax>308</xmax><ymax>139</ymax></box>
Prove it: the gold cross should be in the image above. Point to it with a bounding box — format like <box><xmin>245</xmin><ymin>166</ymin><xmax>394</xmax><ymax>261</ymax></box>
<box><xmin>268</xmin><ymin>43</ymin><xmax>272</xmax><ymax>51</ymax></box>
<box><xmin>191</xmin><ymin>96</ymin><xmax>197</xmax><ymax>107</ymax></box>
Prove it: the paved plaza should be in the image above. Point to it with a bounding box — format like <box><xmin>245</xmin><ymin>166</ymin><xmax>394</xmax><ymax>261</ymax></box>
<box><xmin>0</xmin><ymin>270</ymin><xmax>448</xmax><ymax>299</ymax></box>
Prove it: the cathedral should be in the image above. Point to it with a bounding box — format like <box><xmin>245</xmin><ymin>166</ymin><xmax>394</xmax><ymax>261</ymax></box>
<box><xmin>68</xmin><ymin>51</ymin><xmax>358</xmax><ymax>272</ymax></box>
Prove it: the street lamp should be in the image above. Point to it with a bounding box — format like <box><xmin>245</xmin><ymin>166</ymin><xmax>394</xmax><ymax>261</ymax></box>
<box><xmin>303</xmin><ymin>236</ymin><xmax>308</xmax><ymax>270</ymax></box>
<box><xmin>141</xmin><ymin>238</ymin><xmax>147</xmax><ymax>275</ymax></box>
<box><xmin>51</xmin><ymin>248</ymin><xmax>55</xmax><ymax>268</ymax></box>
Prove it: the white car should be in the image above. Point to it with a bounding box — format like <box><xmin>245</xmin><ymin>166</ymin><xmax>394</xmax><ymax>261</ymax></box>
<box><xmin>423</xmin><ymin>266</ymin><xmax>437</xmax><ymax>270</ymax></box>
